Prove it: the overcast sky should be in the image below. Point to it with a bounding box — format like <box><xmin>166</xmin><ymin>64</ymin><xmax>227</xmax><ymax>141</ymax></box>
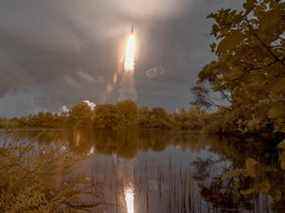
<box><xmin>0</xmin><ymin>0</ymin><xmax>242</xmax><ymax>116</ymax></box>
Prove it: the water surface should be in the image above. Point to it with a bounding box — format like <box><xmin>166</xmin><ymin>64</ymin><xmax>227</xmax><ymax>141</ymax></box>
<box><xmin>1</xmin><ymin>129</ymin><xmax>284</xmax><ymax>212</ymax></box>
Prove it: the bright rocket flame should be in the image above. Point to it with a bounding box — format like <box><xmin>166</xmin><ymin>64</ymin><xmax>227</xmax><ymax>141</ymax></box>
<box><xmin>124</xmin><ymin>187</ymin><xmax>134</xmax><ymax>213</ymax></box>
<box><xmin>124</xmin><ymin>33</ymin><xmax>136</xmax><ymax>72</ymax></box>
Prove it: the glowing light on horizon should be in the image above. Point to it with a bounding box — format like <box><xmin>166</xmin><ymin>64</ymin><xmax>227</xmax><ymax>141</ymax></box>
<box><xmin>124</xmin><ymin>186</ymin><xmax>134</xmax><ymax>213</ymax></box>
<box><xmin>124</xmin><ymin>33</ymin><xmax>136</xmax><ymax>72</ymax></box>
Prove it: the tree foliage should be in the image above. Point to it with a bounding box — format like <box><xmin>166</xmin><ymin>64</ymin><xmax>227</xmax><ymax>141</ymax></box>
<box><xmin>0</xmin><ymin>144</ymin><xmax>101</xmax><ymax>212</ymax></box>
<box><xmin>196</xmin><ymin>0</ymin><xmax>285</xmax><ymax>134</ymax></box>
<box><xmin>68</xmin><ymin>101</ymin><xmax>94</xmax><ymax>128</ymax></box>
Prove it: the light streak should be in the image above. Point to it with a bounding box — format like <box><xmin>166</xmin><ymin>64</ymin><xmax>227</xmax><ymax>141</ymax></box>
<box><xmin>124</xmin><ymin>186</ymin><xmax>134</xmax><ymax>213</ymax></box>
<box><xmin>124</xmin><ymin>33</ymin><xmax>136</xmax><ymax>72</ymax></box>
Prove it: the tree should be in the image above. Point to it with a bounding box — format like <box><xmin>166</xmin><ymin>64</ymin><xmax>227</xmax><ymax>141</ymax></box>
<box><xmin>68</xmin><ymin>102</ymin><xmax>94</xmax><ymax>128</ymax></box>
<box><xmin>174</xmin><ymin>106</ymin><xmax>206</xmax><ymax>131</ymax></box>
<box><xmin>138</xmin><ymin>107</ymin><xmax>174</xmax><ymax>129</ymax></box>
<box><xmin>197</xmin><ymin>0</ymin><xmax>285</xmax><ymax>133</ymax></box>
<box><xmin>116</xmin><ymin>100</ymin><xmax>138</xmax><ymax>126</ymax></box>
<box><xmin>93</xmin><ymin>104</ymin><xmax>123</xmax><ymax>130</ymax></box>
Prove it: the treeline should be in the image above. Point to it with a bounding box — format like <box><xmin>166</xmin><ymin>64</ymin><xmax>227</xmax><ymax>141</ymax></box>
<box><xmin>0</xmin><ymin>113</ymin><xmax>67</xmax><ymax>129</ymax></box>
<box><xmin>0</xmin><ymin>100</ymin><xmax>208</xmax><ymax>131</ymax></box>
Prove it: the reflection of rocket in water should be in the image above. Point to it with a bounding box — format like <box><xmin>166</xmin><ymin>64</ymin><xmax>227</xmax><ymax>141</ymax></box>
<box><xmin>119</xmin><ymin>25</ymin><xmax>138</xmax><ymax>101</ymax></box>
<box><xmin>131</xmin><ymin>24</ymin><xmax>135</xmax><ymax>34</ymax></box>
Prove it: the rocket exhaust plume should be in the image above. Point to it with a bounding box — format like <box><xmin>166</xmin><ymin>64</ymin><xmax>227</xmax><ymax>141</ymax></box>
<box><xmin>124</xmin><ymin>30</ymin><xmax>136</xmax><ymax>72</ymax></box>
<box><xmin>105</xmin><ymin>25</ymin><xmax>138</xmax><ymax>102</ymax></box>
<box><xmin>118</xmin><ymin>25</ymin><xmax>138</xmax><ymax>101</ymax></box>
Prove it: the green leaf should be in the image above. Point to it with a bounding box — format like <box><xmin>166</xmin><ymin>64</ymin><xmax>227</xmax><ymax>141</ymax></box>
<box><xmin>217</xmin><ymin>31</ymin><xmax>244</xmax><ymax>55</ymax></box>
<box><xmin>245</xmin><ymin>158</ymin><xmax>258</xmax><ymax>177</ymax></box>
<box><xmin>268</xmin><ymin>103</ymin><xmax>285</xmax><ymax>119</ymax></box>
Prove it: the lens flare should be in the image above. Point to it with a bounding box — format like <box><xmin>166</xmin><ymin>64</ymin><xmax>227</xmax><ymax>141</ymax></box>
<box><xmin>124</xmin><ymin>33</ymin><xmax>136</xmax><ymax>72</ymax></box>
<box><xmin>124</xmin><ymin>187</ymin><xmax>134</xmax><ymax>213</ymax></box>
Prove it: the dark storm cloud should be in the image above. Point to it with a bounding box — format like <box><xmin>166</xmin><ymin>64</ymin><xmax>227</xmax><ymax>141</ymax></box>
<box><xmin>0</xmin><ymin>0</ymin><xmax>242</xmax><ymax>116</ymax></box>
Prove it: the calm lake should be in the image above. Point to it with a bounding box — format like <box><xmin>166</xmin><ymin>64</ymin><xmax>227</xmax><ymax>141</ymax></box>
<box><xmin>1</xmin><ymin>129</ymin><xmax>284</xmax><ymax>213</ymax></box>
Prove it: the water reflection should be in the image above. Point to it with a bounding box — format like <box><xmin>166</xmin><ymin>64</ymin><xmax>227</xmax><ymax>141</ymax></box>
<box><xmin>1</xmin><ymin>129</ymin><xmax>285</xmax><ymax>212</ymax></box>
<box><xmin>88</xmin><ymin>146</ymin><xmax>95</xmax><ymax>156</ymax></box>
<box><xmin>125</xmin><ymin>186</ymin><xmax>135</xmax><ymax>213</ymax></box>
